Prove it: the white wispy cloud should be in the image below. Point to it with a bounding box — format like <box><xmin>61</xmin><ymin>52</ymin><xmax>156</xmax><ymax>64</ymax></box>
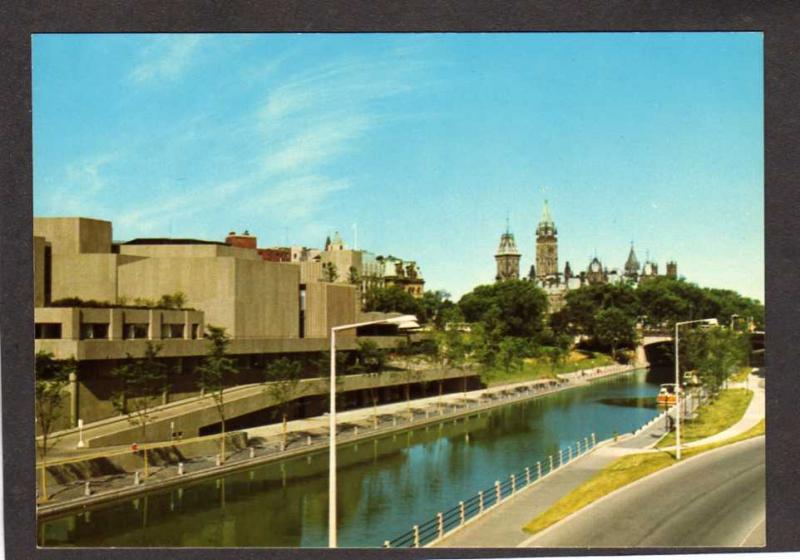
<box><xmin>43</xmin><ymin>40</ymin><xmax>433</xmax><ymax>241</ymax></box>
<box><xmin>263</xmin><ymin>114</ymin><xmax>372</xmax><ymax>174</ymax></box>
<box><xmin>64</xmin><ymin>152</ymin><xmax>118</xmax><ymax>193</ymax></box>
<box><xmin>247</xmin><ymin>175</ymin><xmax>351</xmax><ymax>221</ymax></box>
<box><xmin>129</xmin><ymin>35</ymin><xmax>205</xmax><ymax>85</ymax></box>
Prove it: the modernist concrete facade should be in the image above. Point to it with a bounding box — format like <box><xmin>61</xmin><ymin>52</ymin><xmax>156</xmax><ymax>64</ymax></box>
<box><xmin>33</xmin><ymin>217</ymin><xmax>404</xmax><ymax>428</ymax></box>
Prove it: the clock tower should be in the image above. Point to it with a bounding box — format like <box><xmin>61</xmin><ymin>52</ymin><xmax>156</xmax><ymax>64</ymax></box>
<box><xmin>535</xmin><ymin>200</ymin><xmax>558</xmax><ymax>281</ymax></box>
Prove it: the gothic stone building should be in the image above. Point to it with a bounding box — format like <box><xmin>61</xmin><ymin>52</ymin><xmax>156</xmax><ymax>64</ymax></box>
<box><xmin>494</xmin><ymin>199</ymin><xmax>678</xmax><ymax>313</ymax></box>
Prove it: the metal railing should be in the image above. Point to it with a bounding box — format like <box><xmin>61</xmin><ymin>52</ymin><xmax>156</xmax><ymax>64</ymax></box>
<box><xmin>383</xmin><ymin>432</ymin><xmax>597</xmax><ymax>548</ymax></box>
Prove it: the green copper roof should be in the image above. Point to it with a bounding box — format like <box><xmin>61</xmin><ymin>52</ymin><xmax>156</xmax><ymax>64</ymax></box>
<box><xmin>539</xmin><ymin>199</ymin><xmax>554</xmax><ymax>225</ymax></box>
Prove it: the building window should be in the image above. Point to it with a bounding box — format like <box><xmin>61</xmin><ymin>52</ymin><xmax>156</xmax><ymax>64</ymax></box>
<box><xmin>44</xmin><ymin>245</ymin><xmax>52</xmax><ymax>305</ymax></box>
<box><xmin>163</xmin><ymin>324</ymin><xmax>183</xmax><ymax>339</ymax></box>
<box><xmin>80</xmin><ymin>323</ymin><xmax>109</xmax><ymax>340</ymax></box>
<box><xmin>35</xmin><ymin>323</ymin><xmax>62</xmax><ymax>339</ymax></box>
<box><xmin>123</xmin><ymin>323</ymin><xmax>148</xmax><ymax>339</ymax></box>
<box><xmin>191</xmin><ymin>324</ymin><xmax>200</xmax><ymax>339</ymax></box>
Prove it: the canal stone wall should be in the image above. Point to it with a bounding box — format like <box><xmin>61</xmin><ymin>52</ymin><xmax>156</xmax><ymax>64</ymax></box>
<box><xmin>37</xmin><ymin>366</ymin><xmax>638</xmax><ymax>519</ymax></box>
<box><xmin>85</xmin><ymin>367</ymin><xmax>476</xmax><ymax>448</ymax></box>
<box><xmin>44</xmin><ymin>432</ymin><xmax>248</xmax><ymax>488</ymax></box>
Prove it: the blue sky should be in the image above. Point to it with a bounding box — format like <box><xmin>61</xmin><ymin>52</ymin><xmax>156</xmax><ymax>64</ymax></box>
<box><xmin>32</xmin><ymin>33</ymin><xmax>764</xmax><ymax>301</ymax></box>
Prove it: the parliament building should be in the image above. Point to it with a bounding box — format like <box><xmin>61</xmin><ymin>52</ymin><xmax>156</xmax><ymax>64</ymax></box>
<box><xmin>494</xmin><ymin>200</ymin><xmax>678</xmax><ymax>312</ymax></box>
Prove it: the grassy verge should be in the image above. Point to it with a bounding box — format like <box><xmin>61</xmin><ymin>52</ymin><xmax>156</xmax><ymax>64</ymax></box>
<box><xmin>522</xmin><ymin>419</ymin><xmax>765</xmax><ymax>536</ymax></box>
<box><xmin>657</xmin><ymin>388</ymin><xmax>752</xmax><ymax>448</ymax></box>
<box><xmin>483</xmin><ymin>351</ymin><xmax>616</xmax><ymax>387</ymax></box>
<box><xmin>730</xmin><ymin>366</ymin><xmax>751</xmax><ymax>384</ymax></box>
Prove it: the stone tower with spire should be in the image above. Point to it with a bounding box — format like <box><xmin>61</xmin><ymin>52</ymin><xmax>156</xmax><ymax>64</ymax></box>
<box><xmin>624</xmin><ymin>243</ymin><xmax>640</xmax><ymax>282</ymax></box>
<box><xmin>495</xmin><ymin>221</ymin><xmax>521</xmax><ymax>282</ymax></box>
<box><xmin>535</xmin><ymin>200</ymin><xmax>558</xmax><ymax>281</ymax></box>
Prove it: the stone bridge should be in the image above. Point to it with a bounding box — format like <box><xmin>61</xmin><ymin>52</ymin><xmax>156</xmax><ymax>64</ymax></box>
<box><xmin>635</xmin><ymin>332</ymin><xmax>674</xmax><ymax>366</ymax></box>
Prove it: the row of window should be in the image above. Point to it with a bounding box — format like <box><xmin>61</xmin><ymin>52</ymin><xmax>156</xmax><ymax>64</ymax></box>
<box><xmin>34</xmin><ymin>322</ymin><xmax>200</xmax><ymax>340</ymax></box>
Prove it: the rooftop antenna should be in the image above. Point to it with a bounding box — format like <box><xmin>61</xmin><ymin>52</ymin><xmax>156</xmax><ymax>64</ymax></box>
<box><xmin>505</xmin><ymin>212</ymin><xmax>510</xmax><ymax>234</ymax></box>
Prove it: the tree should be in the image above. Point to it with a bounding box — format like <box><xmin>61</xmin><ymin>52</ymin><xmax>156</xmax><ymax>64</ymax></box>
<box><xmin>110</xmin><ymin>342</ymin><xmax>167</xmax><ymax>478</ymax></box>
<box><xmin>496</xmin><ymin>337</ymin><xmax>525</xmax><ymax>376</ymax></box>
<box><xmin>263</xmin><ymin>358</ymin><xmax>303</xmax><ymax>449</ymax></box>
<box><xmin>428</xmin><ymin>328</ymin><xmax>468</xmax><ymax>408</ymax></box>
<box><xmin>347</xmin><ymin>266</ymin><xmax>360</xmax><ymax>285</ymax></box>
<box><xmin>322</xmin><ymin>262</ymin><xmax>338</xmax><ymax>283</ymax></box>
<box><xmin>682</xmin><ymin>327</ymin><xmax>749</xmax><ymax>396</ymax></box>
<box><xmin>363</xmin><ymin>285</ymin><xmax>423</xmax><ymax>318</ymax></box>
<box><xmin>545</xmin><ymin>334</ymin><xmax>573</xmax><ymax>375</ymax></box>
<box><xmin>157</xmin><ymin>291</ymin><xmax>188</xmax><ymax>309</ymax></box>
<box><xmin>594</xmin><ymin>307</ymin><xmax>637</xmax><ymax>360</ymax></box>
<box><xmin>458</xmin><ymin>280</ymin><xmax>548</xmax><ymax>338</ymax></box>
<box><xmin>637</xmin><ymin>278</ymin><xmax>701</xmax><ymax>329</ymax></box>
<box><xmin>635</xmin><ymin>277</ymin><xmax>764</xmax><ymax>331</ymax></box>
<box><xmin>356</xmin><ymin>340</ymin><xmax>387</xmax><ymax>425</ymax></box>
<box><xmin>396</xmin><ymin>339</ymin><xmax>423</xmax><ymax>418</ymax></box>
<box><xmin>560</xmin><ymin>283</ymin><xmax>640</xmax><ymax>336</ymax></box>
<box><xmin>315</xmin><ymin>349</ymin><xmax>347</xmax><ymax>412</ymax></box>
<box><xmin>35</xmin><ymin>351</ymin><xmax>75</xmax><ymax>502</ymax></box>
<box><xmin>443</xmin><ymin>328</ymin><xmax>468</xmax><ymax>400</ymax></box>
<box><xmin>420</xmin><ymin>290</ymin><xmax>459</xmax><ymax>327</ymax></box>
<box><xmin>196</xmin><ymin>326</ymin><xmax>238</xmax><ymax>463</ymax></box>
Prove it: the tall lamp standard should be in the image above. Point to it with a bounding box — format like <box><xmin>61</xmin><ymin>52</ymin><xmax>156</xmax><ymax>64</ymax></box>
<box><xmin>674</xmin><ymin>317</ymin><xmax>718</xmax><ymax>460</ymax></box>
<box><xmin>328</xmin><ymin>314</ymin><xmax>419</xmax><ymax>548</ymax></box>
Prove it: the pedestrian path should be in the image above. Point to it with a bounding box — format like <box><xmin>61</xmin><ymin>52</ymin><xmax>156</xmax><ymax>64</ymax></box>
<box><xmin>432</xmin><ymin>419</ymin><xmax>669</xmax><ymax>547</ymax></box>
<box><xmin>672</xmin><ymin>373</ymin><xmax>764</xmax><ymax>450</ymax></box>
<box><xmin>433</xmin><ymin>374</ymin><xmax>766</xmax><ymax>548</ymax></box>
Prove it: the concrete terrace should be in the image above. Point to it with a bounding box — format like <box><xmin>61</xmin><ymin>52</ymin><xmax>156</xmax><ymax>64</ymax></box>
<box><xmin>37</xmin><ymin>364</ymin><xmax>637</xmax><ymax>516</ymax></box>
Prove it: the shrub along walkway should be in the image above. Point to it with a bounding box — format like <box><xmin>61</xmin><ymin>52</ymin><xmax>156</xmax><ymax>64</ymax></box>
<box><xmin>664</xmin><ymin>372</ymin><xmax>764</xmax><ymax>450</ymax></box>
<box><xmin>432</xmin><ymin>372</ymin><xmax>765</xmax><ymax>548</ymax></box>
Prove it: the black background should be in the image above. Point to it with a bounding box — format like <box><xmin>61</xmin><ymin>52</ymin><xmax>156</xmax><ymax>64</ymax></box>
<box><xmin>1</xmin><ymin>1</ymin><xmax>798</xmax><ymax>558</ymax></box>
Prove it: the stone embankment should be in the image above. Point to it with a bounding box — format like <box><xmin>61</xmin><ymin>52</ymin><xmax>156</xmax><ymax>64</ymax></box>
<box><xmin>37</xmin><ymin>363</ymin><xmax>637</xmax><ymax>518</ymax></box>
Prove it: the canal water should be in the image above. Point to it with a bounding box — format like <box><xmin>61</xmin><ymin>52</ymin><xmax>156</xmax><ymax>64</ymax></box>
<box><xmin>39</xmin><ymin>368</ymin><xmax>664</xmax><ymax>547</ymax></box>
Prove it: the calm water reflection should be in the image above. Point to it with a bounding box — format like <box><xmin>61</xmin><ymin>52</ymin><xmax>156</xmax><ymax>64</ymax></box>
<box><xmin>39</xmin><ymin>368</ymin><xmax>662</xmax><ymax>547</ymax></box>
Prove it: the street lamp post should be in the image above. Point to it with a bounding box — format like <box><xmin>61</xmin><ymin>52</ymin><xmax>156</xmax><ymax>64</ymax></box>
<box><xmin>329</xmin><ymin>314</ymin><xmax>419</xmax><ymax>548</ymax></box>
<box><xmin>674</xmin><ymin>317</ymin><xmax>718</xmax><ymax>460</ymax></box>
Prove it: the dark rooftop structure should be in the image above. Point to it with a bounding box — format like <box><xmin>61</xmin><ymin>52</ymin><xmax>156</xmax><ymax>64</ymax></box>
<box><xmin>122</xmin><ymin>238</ymin><xmax>226</xmax><ymax>246</ymax></box>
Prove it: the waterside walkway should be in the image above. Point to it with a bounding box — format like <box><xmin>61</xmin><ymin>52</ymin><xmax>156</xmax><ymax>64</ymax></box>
<box><xmin>432</xmin><ymin>373</ymin><xmax>765</xmax><ymax>548</ymax></box>
<box><xmin>38</xmin><ymin>364</ymin><xmax>638</xmax><ymax>517</ymax></box>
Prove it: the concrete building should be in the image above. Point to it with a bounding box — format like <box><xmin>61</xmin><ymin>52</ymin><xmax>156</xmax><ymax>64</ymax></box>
<box><xmin>33</xmin><ymin>217</ymin><xmax>383</xmax><ymax>426</ymax></box>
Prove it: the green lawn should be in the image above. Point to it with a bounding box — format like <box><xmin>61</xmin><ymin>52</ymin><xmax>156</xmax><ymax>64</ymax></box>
<box><xmin>482</xmin><ymin>351</ymin><xmax>616</xmax><ymax>387</ymax></box>
<box><xmin>730</xmin><ymin>366</ymin><xmax>751</xmax><ymax>383</ymax></box>
<box><xmin>657</xmin><ymin>388</ymin><xmax>752</xmax><ymax>448</ymax></box>
<box><xmin>523</xmin><ymin>418</ymin><xmax>765</xmax><ymax>536</ymax></box>
<box><xmin>523</xmin><ymin>451</ymin><xmax>675</xmax><ymax>535</ymax></box>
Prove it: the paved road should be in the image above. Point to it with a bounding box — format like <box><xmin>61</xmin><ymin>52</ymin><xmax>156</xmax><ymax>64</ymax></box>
<box><xmin>521</xmin><ymin>436</ymin><xmax>765</xmax><ymax>548</ymax></box>
<box><xmin>433</xmin><ymin>416</ymin><xmax>670</xmax><ymax>547</ymax></box>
